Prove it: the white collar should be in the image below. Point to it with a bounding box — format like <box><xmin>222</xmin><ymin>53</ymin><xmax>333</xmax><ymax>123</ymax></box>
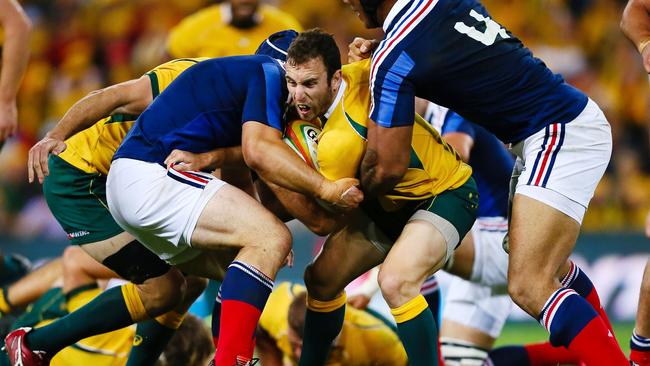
<box><xmin>383</xmin><ymin>0</ymin><xmax>412</xmax><ymax>32</ymax></box>
<box><xmin>324</xmin><ymin>79</ymin><xmax>347</xmax><ymax>120</ymax></box>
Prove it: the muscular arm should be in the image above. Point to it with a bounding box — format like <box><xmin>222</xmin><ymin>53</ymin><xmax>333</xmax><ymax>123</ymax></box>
<box><xmin>242</xmin><ymin>121</ymin><xmax>363</xmax><ymax>210</ymax></box>
<box><xmin>360</xmin><ymin>121</ymin><xmax>412</xmax><ymax>198</ymax></box>
<box><xmin>622</xmin><ymin>0</ymin><xmax>650</xmax><ymax>71</ymax></box>
<box><xmin>256</xmin><ymin>179</ymin><xmax>343</xmax><ymax>236</ymax></box>
<box><xmin>0</xmin><ymin>0</ymin><xmax>32</xmax><ymax>142</ymax></box>
<box><xmin>49</xmin><ymin>75</ymin><xmax>153</xmax><ymax>141</ymax></box>
<box><xmin>28</xmin><ymin>75</ymin><xmax>153</xmax><ymax>182</ymax></box>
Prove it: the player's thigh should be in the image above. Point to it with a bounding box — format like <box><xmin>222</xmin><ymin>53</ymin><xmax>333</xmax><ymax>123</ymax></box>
<box><xmin>305</xmin><ymin>212</ymin><xmax>386</xmax><ymax>299</ymax></box>
<box><xmin>80</xmin><ymin>232</ymin><xmax>172</xmax><ymax>285</ymax></box>
<box><xmin>508</xmin><ymin>194</ymin><xmax>580</xmax><ymax>315</ymax></box>
<box><xmin>190</xmin><ymin>183</ymin><xmax>290</xmax><ymax>251</ymax></box>
<box><xmin>175</xmin><ymin>247</ymin><xmax>238</xmax><ymax>280</ymax></box>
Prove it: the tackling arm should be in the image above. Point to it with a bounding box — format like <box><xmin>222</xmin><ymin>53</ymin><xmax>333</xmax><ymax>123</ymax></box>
<box><xmin>242</xmin><ymin>121</ymin><xmax>363</xmax><ymax>211</ymax></box>
<box><xmin>27</xmin><ymin>75</ymin><xmax>153</xmax><ymax>183</ymax></box>
<box><xmin>360</xmin><ymin>122</ymin><xmax>412</xmax><ymax>198</ymax></box>
<box><xmin>621</xmin><ymin>0</ymin><xmax>650</xmax><ymax>71</ymax></box>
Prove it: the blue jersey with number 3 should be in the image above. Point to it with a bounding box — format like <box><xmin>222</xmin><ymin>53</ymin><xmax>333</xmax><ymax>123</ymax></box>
<box><xmin>370</xmin><ymin>0</ymin><xmax>588</xmax><ymax>143</ymax></box>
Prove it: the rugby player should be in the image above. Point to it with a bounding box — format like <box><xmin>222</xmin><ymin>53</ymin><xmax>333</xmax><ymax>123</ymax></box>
<box><xmin>104</xmin><ymin>34</ymin><xmax>361</xmax><ymax>366</ymax></box>
<box><xmin>168</xmin><ymin>0</ymin><xmax>302</xmax><ymax>58</ymax></box>
<box><xmin>345</xmin><ymin>0</ymin><xmax>626</xmax><ymax>363</ymax></box>
<box><xmin>269</xmin><ymin>29</ymin><xmax>478</xmax><ymax>366</ymax></box>
<box><xmin>256</xmin><ymin>282</ymin><xmax>407</xmax><ymax>366</ymax></box>
<box><xmin>0</xmin><ymin>246</ymin><xmax>211</xmax><ymax>366</ymax></box>
<box><xmin>621</xmin><ymin>3</ymin><xmax>650</xmax><ymax>363</ymax></box>
<box><xmin>9</xmin><ymin>58</ymin><xmax>210</xmax><ymax>366</ymax></box>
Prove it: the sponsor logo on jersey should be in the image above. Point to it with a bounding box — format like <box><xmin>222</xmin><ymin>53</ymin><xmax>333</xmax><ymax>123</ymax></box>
<box><xmin>67</xmin><ymin>230</ymin><xmax>90</xmax><ymax>239</ymax></box>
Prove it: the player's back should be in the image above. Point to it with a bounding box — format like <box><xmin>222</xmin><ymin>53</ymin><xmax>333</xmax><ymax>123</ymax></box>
<box><xmin>114</xmin><ymin>55</ymin><xmax>287</xmax><ymax>166</ymax></box>
<box><xmin>371</xmin><ymin>0</ymin><xmax>588</xmax><ymax>143</ymax></box>
<box><xmin>58</xmin><ymin>58</ymin><xmax>204</xmax><ymax>175</ymax></box>
<box><xmin>442</xmin><ymin>111</ymin><xmax>513</xmax><ymax>218</ymax></box>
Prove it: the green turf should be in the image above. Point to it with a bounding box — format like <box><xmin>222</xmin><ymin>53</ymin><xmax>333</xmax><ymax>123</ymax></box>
<box><xmin>495</xmin><ymin>321</ymin><xmax>635</xmax><ymax>354</ymax></box>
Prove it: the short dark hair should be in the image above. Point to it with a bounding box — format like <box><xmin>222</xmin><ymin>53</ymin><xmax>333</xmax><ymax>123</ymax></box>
<box><xmin>287</xmin><ymin>28</ymin><xmax>341</xmax><ymax>82</ymax></box>
<box><xmin>157</xmin><ymin>315</ymin><xmax>214</xmax><ymax>366</ymax></box>
<box><xmin>288</xmin><ymin>291</ymin><xmax>308</xmax><ymax>339</ymax></box>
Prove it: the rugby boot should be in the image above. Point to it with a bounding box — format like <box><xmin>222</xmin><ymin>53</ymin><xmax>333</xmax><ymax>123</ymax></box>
<box><xmin>4</xmin><ymin>327</ymin><xmax>50</xmax><ymax>366</ymax></box>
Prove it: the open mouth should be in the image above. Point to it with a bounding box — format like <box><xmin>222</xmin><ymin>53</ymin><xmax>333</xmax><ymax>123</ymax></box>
<box><xmin>296</xmin><ymin>104</ymin><xmax>311</xmax><ymax>115</ymax></box>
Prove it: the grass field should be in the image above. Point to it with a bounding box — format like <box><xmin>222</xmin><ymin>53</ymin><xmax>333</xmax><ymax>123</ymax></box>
<box><xmin>496</xmin><ymin>321</ymin><xmax>635</xmax><ymax>355</ymax></box>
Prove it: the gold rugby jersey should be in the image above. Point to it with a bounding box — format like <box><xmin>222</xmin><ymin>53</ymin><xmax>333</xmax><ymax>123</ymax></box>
<box><xmin>318</xmin><ymin>59</ymin><xmax>473</xmax><ymax>211</ymax></box>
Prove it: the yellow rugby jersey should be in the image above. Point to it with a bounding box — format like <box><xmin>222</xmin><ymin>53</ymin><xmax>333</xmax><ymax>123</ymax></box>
<box><xmin>59</xmin><ymin>58</ymin><xmax>205</xmax><ymax>175</ymax></box>
<box><xmin>318</xmin><ymin>59</ymin><xmax>473</xmax><ymax>211</ymax></box>
<box><xmin>43</xmin><ymin>288</ymin><xmax>134</xmax><ymax>366</ymax></box>
<box><xmin>167</xmin><ymin>3</ymin><xmax>302</xmax><ymax>59</ymax></box>
<box><xmin>258</xmin><ymin>282</ymin><xmax>407</xmax><ymax>366</ymax></box>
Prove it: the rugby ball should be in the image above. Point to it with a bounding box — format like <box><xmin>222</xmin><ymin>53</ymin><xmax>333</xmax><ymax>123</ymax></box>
<box><xmin>283</xmin><ymin>119</ymin><xmax>321</xmax><ymax>170</ymax></box>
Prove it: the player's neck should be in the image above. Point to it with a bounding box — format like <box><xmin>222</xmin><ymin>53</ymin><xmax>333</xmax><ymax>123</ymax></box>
<box><xmin>376</xmin><ymin>0</ymin><xmax>398</xmax><ymax>27</ymax></box>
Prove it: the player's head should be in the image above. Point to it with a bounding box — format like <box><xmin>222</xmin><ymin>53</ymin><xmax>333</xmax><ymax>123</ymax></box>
<box><xmin>255</xmin><ymin>29</ymin><xmax>299</xmax><ymax>62</ymax></box>
<box><xmin>158</xmin><ymin>314</ymin><xmax>214</xmax><ymax>366</ymax></box>
<box><xmin>287</xmin><ymin>291</ymin><xmax>308</xmax><ymax>360</ymax></box>
<box><xmin>343</xmin><ymin>0</ymin><xmax>384</xmax><ymax>28</ymax></box>
<box><xmin>228</xmin><ymin>0</ymin><xmax>260</xmax><ymax>28</ymax></box>
<box><xmin>285</xmin><ymin>29</ymin><xmax>342</xmax><ymax>122</ymax></box>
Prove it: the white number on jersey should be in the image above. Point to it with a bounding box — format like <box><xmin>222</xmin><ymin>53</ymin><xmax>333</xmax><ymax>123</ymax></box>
<box><xmin>453</xmin><ymin>10</ymin><xmax>510</xmax><ymax>46</ymax></box>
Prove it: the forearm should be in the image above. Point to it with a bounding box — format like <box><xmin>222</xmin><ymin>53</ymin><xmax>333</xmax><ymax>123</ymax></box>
<box><xmin>203</xmin><ymin>146</ymin><xmax>245</xmax><ymax>170</ymax></box>
<box><xmin>246</xmin><ymin>137</ymin><xmax>327</xmax><ymax>199</ymax></box>
<box><xmin>0</xmin><ymin>11</ymin><xmax>31</xmax><ymax>102</ymax></box>
<box><xmin>47</xmin><ymin>88</ymin><xmax>127</xmax><ymax>140</ymax></box>
<box><xmin>622</xmin><ymin>0</ymin><xmax>650</xmax><ymax>52</ymax></box>
<box><xmin>261</xmin><ymin>180</ymin><xmax>342</xmax><ymax>236</ymax></box>
<box><xmin>360</xmin><ymin>148</ymin><xmax>402</xmax><ymax>198</ymax></box>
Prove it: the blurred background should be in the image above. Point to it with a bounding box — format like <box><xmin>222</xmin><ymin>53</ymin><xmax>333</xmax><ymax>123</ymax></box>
<box><xmin>0</xmin><ymin>0</ymin><xmax>648</xmax><ymax>347</ymax></box>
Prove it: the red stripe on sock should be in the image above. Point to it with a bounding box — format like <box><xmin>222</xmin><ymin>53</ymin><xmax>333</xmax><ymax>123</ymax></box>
<box><xmin>213</xmin><ymin>300</ymin><xmax>262</xmax><ymax>366</ymax></box>
<box><xmin>525</xmin><ymin>342</ymin><xmax>583</xmax><ymax>366</ymax></box>
<box><xmin>631</xmin><ymin>349</ymin><xmax>650</xmax><ymax>366</ymax></box>
<box><xmin>567</xmin><ymin>317</ymin><xmax>628</xmax><ymax>366</ymax></box>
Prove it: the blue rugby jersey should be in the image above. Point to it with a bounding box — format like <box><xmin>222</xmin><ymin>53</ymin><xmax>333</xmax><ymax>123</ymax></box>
<box><xmin>442</xmin><ymin>111</ymin><xmax>513</xmax><ymax>218</ymax></box>
<box><xmin>369</xmin><ymin>0</ymin><xmax>588</xmax><ymax>143</ymax></box>
<box><xmin>114</xmin><ymin>55</ymin><xmax>287</xmax><ymax>165</ymax></box>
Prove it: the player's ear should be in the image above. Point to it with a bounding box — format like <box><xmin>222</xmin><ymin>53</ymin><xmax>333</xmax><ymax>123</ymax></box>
<box><xmin>331</xmin><ymin>69</ymin><xmax>342</xmax><ymax>92</ymax></box>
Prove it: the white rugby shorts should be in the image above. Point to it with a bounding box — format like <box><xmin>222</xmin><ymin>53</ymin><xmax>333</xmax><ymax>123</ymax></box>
<box><xmin>107</xmin><ymin>158</ymin><xmax>226</xmax><ymax>265</ymax></box>
<box><xmin>510</xmin><ymin>98</ymin><xmax>612</xmax><ymax>223</ymax></box>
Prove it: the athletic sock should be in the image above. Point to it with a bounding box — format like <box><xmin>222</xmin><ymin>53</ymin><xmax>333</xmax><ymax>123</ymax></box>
<box><xmin>391</xmin><ymin>294</ymin><xmax>439</xmax><ymax>366</ymax></box>
<box><xmin>26</xmin><ymin>284</ymin><xmax>146</xmax><ymax>354</ymax></box>
<box><xmin>630</xmin><ymin>329</ymin><xmax>650</xmax><ymax>366</ymax></box>
<box><xmin>213</xmin><ymin>261</ymin><xmax>273</xmax><ymax>366</ymax></box>
<box><xmin>0</xmin><ymin>287</ymin><xmax>12</xmax><ymax>314</ymax></box>
<box><xmin>126</xmin><ymin>311</ymin><xmax>184</xmax><ymax>366</ymax></box>
<box><xmin>211</xmin><ymin>286</ymin><xmax>222</xmax><ymax>348</ymax></box>
<box><xmin>561</xmin><ymin>261</ymin><xmax>613</xmax><ymax>331</ymax></box>
<box><xmin>539</xmin><ymin>288</ymin><xmax>628</xmax><ymax>365</ymax></box>
<box><xmin>421</xmin><ymin>275</ymin><xmax>441</xmax><ymax>328</ymax></box>
<box><xmin>486</xmin><ymin>345</ymin><xmax>531</xmax><ymax>366</ymax></box>
<box><xmin>298</xmin><ymin>292</ymin><xmax>346</xmax><ymax>366</ymax></box>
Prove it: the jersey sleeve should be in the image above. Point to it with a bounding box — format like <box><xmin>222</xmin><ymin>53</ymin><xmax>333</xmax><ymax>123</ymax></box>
<box><xmin>317</xmin><ymin>125</ymin><xmax>365</xmax><ymax>181</ymax></box>
<box><xmin>241</xmin><ymin>62</ymin><xmax>285</xmax><ymax>131</ymax></box>
<box><xmin>442</xmin><ymin>111</ymin><xmax>476</xmax><ymax>139</ymax></box>
<box><xmin>145</xmin><ymin>58</ymin><xmax>203</xmax><ymax>97</ymax></box>
<box><xmin>369</xmin><ymin>50</ymin><xmax>416</xmax><ymax>128</ymax></box>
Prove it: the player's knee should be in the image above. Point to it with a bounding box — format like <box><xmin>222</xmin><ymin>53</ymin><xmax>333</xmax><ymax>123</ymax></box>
<box><xmin>378</xmin><ymin>267</ymin><xmax>419</xmax><ymax>306</ymax></box>
<box><xmin>62</xmin><ymin>246</ymin><xmax>88</xmax><ymax>278</ymax></box>
<box><xmin>139</xmin><ymin>268</ymin><xmax>187</xmax><ymax>314</ymax></box>
<box><xmin>303</xmin><ymin>264</ymin><xmax>339</xmax><ymax>300</ymax></box>
<box><xmin>183</xmin><ymin>276</ymin><xmax>208</xmax><ymax>304</ymax></box>
<box><xmin>252</xmin><ymin>221</ymin><xmax>292</xmax><ymax>261</ymax></box>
